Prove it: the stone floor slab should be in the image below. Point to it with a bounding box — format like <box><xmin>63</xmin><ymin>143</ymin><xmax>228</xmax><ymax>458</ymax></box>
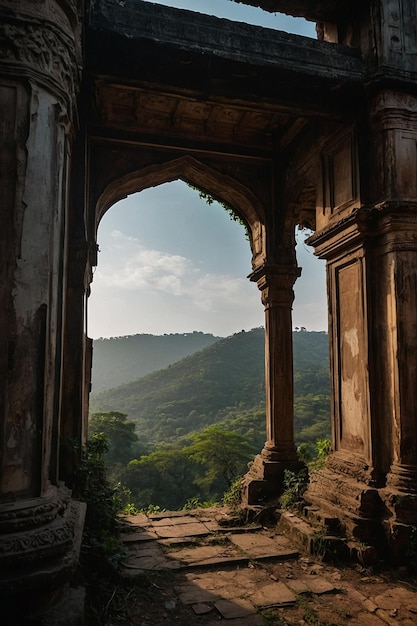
<box><xmin>165</xmin><ymin>544</ymin><xmax>245</xmax><ymax>568</ymax></box>
<box><xmin>122</xmin><ymin>542</ymin><xmax>169</xmax><ymax>571</ymax></box>
<box><xmin>214</xmin><ymin>597</ymin><xmax>257</xmax><ymax>619</ymax></box>
<box><xmin>151</xmin><ymin>515</ymin><xmax>198</xmax><ymax>526</ymax></box>
<box><xmin>121</xmin><ymin>530</ymin><xmax>158</xmax><ymax>543</ymax></box>
<box><xmin>228</xmin><ymin>532</ymin><xmax>298</xmax><ymax>559</ymax></box>
<box><xmin>374</xmin><ymin>588</ymin><xmax>417</xmax><ymax>613</ymax></box>
<box><xmin>286</xmin><ymin>578</ymin><xmax>311</xmax><ymax>594</ymax></box>
<box><xmin>177</xmin><ymin>587</ymin><xmax>217</xmax><ymax>605</ymax></box>
<box><xmin>122</xmin><ymin>513</ymin><xmax>150</xmax><ymax>526</ymax></box>
<box><xmin>154</xmin><ymin>522</ymin><xmax>210</xmax><ymax>538</ymax></box>
<box><xmin>303</xmin><ymin>575</ymin><xmax>336</xmax><ymax>594</ymax></box>
<box><xmin>148</xmin><ymin>511</ymin><xmax>192</xmax><ymax>520</ymax></box>
<box><xmin>122</xmin><ymin>554</ymin><xmax>168</xmax><ymax>570</ymax></box>
<box><xmin>205</xmin><ymin>616</ymin><xmax>264</xmax><ymax>626</ymax></box>
<box><xmin>192</xmin><ymin>603</ymin><xmax>213</xmax><ymax>615</ymax></box>
<box><xmin>177</xmin><ymin>572</ymin><xmax>232</xmax><ymax>591</ymax></box>
<box><xmin>249</xmin><ymin>581</ymin><xmax>296</xmax><ymax>608</ymax></box>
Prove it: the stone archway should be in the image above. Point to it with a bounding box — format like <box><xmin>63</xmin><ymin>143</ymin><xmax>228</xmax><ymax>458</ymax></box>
<box><xmin>87</xmin><ymin>155</ymin><xmax>304</xmax><ymax>506</ymax></box>
<box><xmin>5</xmin><ymin>0</ymin><xmax>417</xmax><ymax>619</ymax></box>
<box><xmin>94</xmin><ymin>156</ymin><xmax>267</xmax><ymax>273</ymax></box>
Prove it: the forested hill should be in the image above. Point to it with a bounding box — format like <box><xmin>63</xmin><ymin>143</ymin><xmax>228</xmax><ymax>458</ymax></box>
<box><xmin>90</xmin><ymin>328</ymin><xmax>330</xmax><ymax>450</ymax></box>
<box><xmin>92</xmin><ymin>331</ymin><xmax>221</xmax><ymax>392</ymax></box>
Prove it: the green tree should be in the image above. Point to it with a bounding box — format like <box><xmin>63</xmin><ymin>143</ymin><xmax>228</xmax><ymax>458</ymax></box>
<box><xmin>124</xmin><ymin>445</ymin><xmax>200</xmax><ymax>510</ymax></box>
<box><xmin>89</xmin><ymin>411</ymin><xmax>139</xmax><ymax>466</ymax></box>
<box><xmin>187</xmin><ymin>424</ymin><xmax>256</xmax><ymax>497</ymax></box>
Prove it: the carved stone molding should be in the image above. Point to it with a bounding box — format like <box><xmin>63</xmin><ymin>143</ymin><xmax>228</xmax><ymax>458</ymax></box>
<box><xmin>0</xmin><ymin>483</ymin><xmax>70</xmax><ymax>533</ymax></box>
<box><xmin>372</xmin><ymin>90</ymin><xmax>417</xmax><ymax>115</ymax></box>
<box><xmin>0</xmin><ymin>11</ymin><xmax>80</xmax><ymax>109</ymax></box>
<box><xmin>0</xmin><ymin>484</ymin><xmax>79</xmax><ymax>565</ymax></box>
<box><xmin>249</xmin><ymin>264</ymin><xmax>301</xmax><ymax>308</ymax></box>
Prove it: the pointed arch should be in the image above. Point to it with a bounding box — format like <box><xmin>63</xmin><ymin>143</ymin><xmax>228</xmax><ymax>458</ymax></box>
<box><xmin>94</xmin><ymin>156</ymin><xmax>266</xmax><ymax>268</ymax></box>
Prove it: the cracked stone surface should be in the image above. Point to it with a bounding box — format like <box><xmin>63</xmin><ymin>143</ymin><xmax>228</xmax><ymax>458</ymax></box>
<box><xmin>116</xmin><ymin>508</ymin><xmax>417</xmax><ymax>625</ymax></box>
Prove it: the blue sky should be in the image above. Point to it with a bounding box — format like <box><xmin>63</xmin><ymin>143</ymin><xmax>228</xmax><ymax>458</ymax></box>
<box><xmin>88</xmin><ymin>2</ymin><xmax>326</xmax><ymax>339</ymax></box>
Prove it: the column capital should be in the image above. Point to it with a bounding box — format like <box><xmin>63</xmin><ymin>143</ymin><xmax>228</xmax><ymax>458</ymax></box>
<box><xmin>67</xmin><ymin>239</ymin><xmax>96</xmax><ymax>290</ymax></box>
<box><xmin>249</xmin><ymin>263</ymin><xmax>301</xmax><ymax>287</ymax></box>
<box><xmin>0</xmin><ymin>2</ymin><xmax>82</xmax><ymax>116</ymax></box>
<box><xmin>249</xmin><ymin>264</ymin><xmax>301</xmax><ymax>308</ymax></box>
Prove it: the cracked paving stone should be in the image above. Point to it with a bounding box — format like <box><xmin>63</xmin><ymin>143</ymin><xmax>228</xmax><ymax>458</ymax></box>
<box><xmin>205</xmin><ymin>616</ymin><xmax>264</xmax><ymax>626</ymax></box>
<box><xmin>153</xmin><ymin>522</ymin><xmax>210</xmax><ymax>538</ymax></box>
<box><xmin>192</xmin><ymin>603</ymin><xmax>214</xmax><ymax>615</ymax></box>
<box><xmin>374</xmin><ymin>587</ymin><xmax>417</xmax><ymax>613</ymax></box>
<box><xmin>121</xmin><ymin>513</ymin><xmax>150</xmax><ymax>526</ymax></box>
<box><xmin>165</xmin><ymin>544</ymin><xmax>243</xmax><ymax>567</ymax></box>
<box><xmin>286</xmin><ymin>578</ymin><xmax>311</xmax><ymax>594</ymax></box>
<box><xmin>122</xmin><ymin>543</ymin><xmax>169</xmax><ymax>570</ymax></box>
<box><xmin>228</xmin><ymin>532</ymin><xmax>298</xmax><ymax>559</ymax></box>
<box><xmin>302</xmin><ymin>575</ymin><xmax>336</xmax><ymax>594</ymax></box>
<box><xmin>121</xmin><ymin>531</ymin><xmax>158</xmax><ymax>543</ymax></box>
<box><xmin>177</xmin><ymin>587</ymin><xmax>218</xmax><ymax>605</ymax></box>
<box><xmin>122</xmin><ymin>555</ymin><xmax>168</xmax><ymax>570</ymax></box>
<box><xmin>150</xmin><ymin>516</ymin><xmax>199</xmax><ymax>526</ymax></box>
<box><xmin>214</xmin><ymin>597</ymin><xmax>257</xmax><ymax>619</ymax></box>
<box><xmin>249</xmin><ymin>581</ymin><xmax>296</xmax><ymax>608</ymax></box>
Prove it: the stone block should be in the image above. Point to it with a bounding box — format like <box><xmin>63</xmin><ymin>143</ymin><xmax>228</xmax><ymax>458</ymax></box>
<box><xmin>249</xmin><ymin>582</ymin><xmax>296</xmax><ymax>607</ymax></box>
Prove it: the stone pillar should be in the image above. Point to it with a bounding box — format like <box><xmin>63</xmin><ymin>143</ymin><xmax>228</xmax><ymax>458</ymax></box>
<box><xmin>0</xmin><ymin>0</ymin><xmax>85</xmax><ymax>619</ymax></box>
<box><xmin>369</xmin><ymin>91</ymin><xmax>417</xmax><ymax>559</ymax></box>
<box><xmin>242</xmin><ymin>264</ymin><xmax>304</xmax><ymax>504</ymax></box>
<box><xmin>305</xmin><ymin>213</ymin><xmax>386</xmax><ymax>544</ymax></box>
<box><xmin>60</xmin><ymin>240</ymin><xmax>91</xmax><ymax>485</ymax></box>
<box><xmin>306</xmin><ymin>94</ymin><xmax>417</xmax><ymax>558</ymax></box>
<box><xmin>303</xmin><ymin>122</ymin><xmax>387</xmax><ymax>544</ymax></box>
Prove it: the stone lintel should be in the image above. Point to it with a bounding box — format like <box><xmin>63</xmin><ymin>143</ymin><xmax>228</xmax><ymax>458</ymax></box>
<box><xmin>90</xmin><ymin>0</ymin><xmax>364</xmax><ymax>82</ymax></box>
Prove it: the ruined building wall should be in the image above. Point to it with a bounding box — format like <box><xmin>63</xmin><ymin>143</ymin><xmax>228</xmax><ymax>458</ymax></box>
<box><xmin>0</xmin><ymin>0</ymin><xmax>86</xmax><ymax>619</ymax></box>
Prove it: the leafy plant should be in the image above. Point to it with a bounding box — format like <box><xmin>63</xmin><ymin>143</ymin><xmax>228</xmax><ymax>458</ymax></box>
<box><xmin>72</xmin><ymin>434</ymin><xmax>125</xmax><ymax>624</ymax></box>
<box><xmin>182</xmin><ymin>496</ymin><xmax>218</xmax><ymax>510</ymax></box>
<box><xmin>222</xmin><ymin>476</ymin><xmax>243</xmax><ymax>509</ymax></box>
<box><xmin>280</xmin><ymin>468</ymin><xmax>309</xmax><ymax>510</ymax></box>
<box><xmin>310</xmin><ymin>437</ymin><xmax>332</xmax><ymax>470</ymax></box>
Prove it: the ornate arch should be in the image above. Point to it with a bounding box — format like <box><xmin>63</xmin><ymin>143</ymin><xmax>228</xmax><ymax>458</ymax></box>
<box><xmin>94</xmin><ymin>156</ymin><xmax>266</xmax><ymax>268</ymax></box>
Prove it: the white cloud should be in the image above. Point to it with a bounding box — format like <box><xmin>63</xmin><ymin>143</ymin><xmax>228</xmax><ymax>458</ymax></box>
<box><xmin>89</xmin><ymin>219</ymin><xmax>327</xmax><ymax>338</ymax></box>
<box><xmin>91</xmin><ymin>230</ymin><xmax>258</xmax><ymax>320</ymax></box>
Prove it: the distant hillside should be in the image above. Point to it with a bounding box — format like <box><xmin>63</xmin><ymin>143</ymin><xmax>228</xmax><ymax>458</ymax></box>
<box><xmin>92</xmin><ymin>332</ymin><xmax>221</xmax><ymax>392</ymax></box>
<box><xmin>90</xmin><ymin>328</ymin><xmax>330</xmax><ymax>450</ymax></box>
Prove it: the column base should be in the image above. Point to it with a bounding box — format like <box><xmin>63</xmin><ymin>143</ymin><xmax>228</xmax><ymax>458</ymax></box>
<box><xmin>242</xmin><ymin>453</ymin><xmax>305</xmax><ymax>505</ymax></box>
<box><xmin>304</xmin><ymin>453</ymin><xmax>384</xmax><ymax>544</ymax></box>
<box><xmin>381</xmin><ymin>464</ymin><xmax>417</xmax><ymax>563</ymax></box>
<box><xmin>304</xmin><ymin>456</ymin><xmax>417</xmax><ymax>563</ymax></box>
<box><xmin>0</xmin><ymin>484</ymin><xmax>86</xmax><ymax>622</ymax></box>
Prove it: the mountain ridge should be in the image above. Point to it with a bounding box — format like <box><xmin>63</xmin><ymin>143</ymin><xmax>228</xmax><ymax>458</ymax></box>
<box><xmin>92</xmin><ymin>331</ymin><xmax>222</xmax><ymax>392</ymax></box>
<box><xmin>90</xmin><ymin>328</ymin><xmax>330</xmax><ymax>451</ymax></box>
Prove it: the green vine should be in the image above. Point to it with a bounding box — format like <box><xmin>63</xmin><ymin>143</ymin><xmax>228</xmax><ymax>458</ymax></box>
<box><xmin>188</xmin><ymin>185</ymin><xmax>250</xmax><ymax>240</ymax></box>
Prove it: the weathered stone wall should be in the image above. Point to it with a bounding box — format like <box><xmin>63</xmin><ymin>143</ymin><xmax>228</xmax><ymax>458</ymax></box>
<box><xmin>0</xmin><ymin>0</ymin><xmax>86</xmax><ymax>619</ymax></box>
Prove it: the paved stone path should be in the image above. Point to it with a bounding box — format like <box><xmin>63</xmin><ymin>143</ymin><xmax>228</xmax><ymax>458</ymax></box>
<box><xmin>118</xmin><ymin>507</ymin><xmax>417</xmax><ymax>625</ymax></box>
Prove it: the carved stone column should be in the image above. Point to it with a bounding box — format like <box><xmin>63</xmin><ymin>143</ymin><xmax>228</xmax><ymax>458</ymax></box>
<box><xmin>306</xmin><ymin>93</ymin><xmax>417</xmax><ymax>558</ymax></box>
<box><xmin>368</xmin><ymin>91</ymin><xmax>417</xmax><ymax>559</ymax></box>
<box><xmin>0</xmin><ymin>0</ymin><xmax>85</xmax><ymax>619</ymax></box>
<box><xmin>242</xmin><ymin>264</ymin><xmax>304</xmax><ymax>504</ymax></box>
<box><xmin>379</xmin><ymin>212</ymin><xmax>417</xmax><ymax>547</ymax></box>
